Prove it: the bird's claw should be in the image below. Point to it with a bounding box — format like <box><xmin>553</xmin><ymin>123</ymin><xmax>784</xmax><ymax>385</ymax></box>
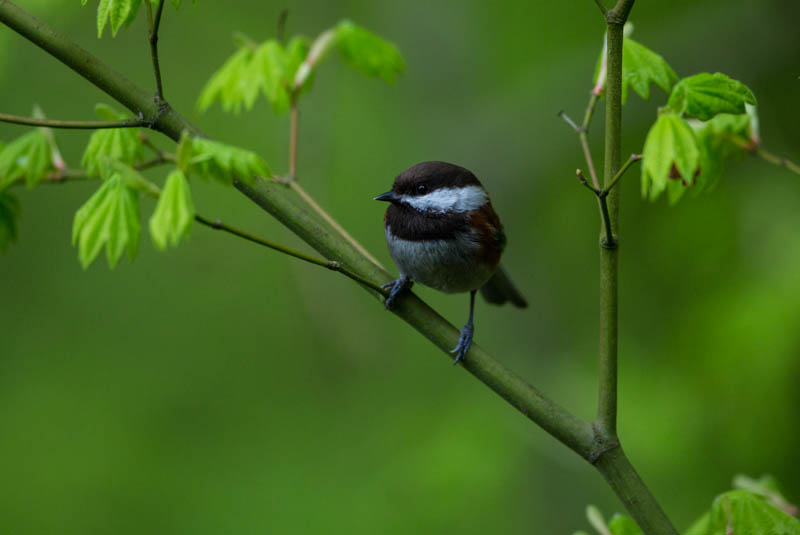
<box><xmin>382</xmin><ymin>276</ymin><xmax>412</xmax><ymax>310</ymax></box>
<box><xmin>450</xmin><ymin>322</ymin><xmax>474</xmax><ymax>365</ymax></box>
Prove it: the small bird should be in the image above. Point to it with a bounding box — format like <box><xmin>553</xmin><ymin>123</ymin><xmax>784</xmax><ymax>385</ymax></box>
<box><xmin>374</xmin><ymin>161</ymin><xmax>527</xmax><ymax>364</ymax></box>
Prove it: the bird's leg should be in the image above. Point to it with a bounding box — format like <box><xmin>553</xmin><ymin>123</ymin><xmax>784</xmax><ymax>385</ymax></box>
<box><xmin>451</xmin><ymin>290</ymin><xmax>476</xmax><ymax>365</ymax></box>
<box><xmin>381</xmin><ymin>275</ymin><xmax>413</xmax><ymax>310</ymax></box>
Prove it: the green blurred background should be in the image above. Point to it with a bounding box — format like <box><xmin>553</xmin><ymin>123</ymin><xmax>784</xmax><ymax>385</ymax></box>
<box><xmin>2</xmin><ymin>1</ymin><xmax>799</xmax><ymax>533</ymax></box>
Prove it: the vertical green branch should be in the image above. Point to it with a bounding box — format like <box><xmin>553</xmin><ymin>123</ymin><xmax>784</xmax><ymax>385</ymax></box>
<box><xmin>592</xmin><ymin>2</ymin><xmax>678</xmax><ymax>533</ymax></box>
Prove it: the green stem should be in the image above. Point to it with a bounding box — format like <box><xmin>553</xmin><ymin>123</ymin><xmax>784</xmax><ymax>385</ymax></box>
<box><xmin>594</xmin><ymin>2</ymin><xmax>678</xmax><ymax>533</ymax></box>
<box><xmin>0</xmin><ymin>112</ymin><xmax>146</xmax><ymax>129</ymax></box>
<box><xmin>602</xmin><ymin>153</ymin><xmax>641</xmax><ymax>197</ymax></box>
<box><xmin>145</xmin><ymin>0</ymin><xmax>166</xmax><ymax>102</ymax></box>
<box><xmin>0</xmin><ymin>0</ymin><xmax>597</xmax><ymax>461</ymax></box>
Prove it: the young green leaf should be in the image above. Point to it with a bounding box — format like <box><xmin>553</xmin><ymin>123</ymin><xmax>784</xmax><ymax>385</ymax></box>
<box><xmin>668</xmin><ymin>72</ymin><xmax>757</xmax><ymax>120</ymax></box>
<box><xmin>285</xmin><ymin>36</ymin><xmax>312</xmax><ymax>92</ymax></box>
<box><xmin>641</xmin><ymin>112</ymin><xmax>700</xmax><ymax>202</ymax></box>
<box><xmin>186</xmin><ymin>136</ymin><xmax>270</xmax><ymax>185</ymax></box>
<box><xmin>91</xmin><ymin>0</ymin><xmax>142</xmax><ymax>38</ymax></box>
<box><xmin>335</xmin><ymin>20</ymin><xmax>406</xmax><ymax>83</ymax></box>
<box><xmin>0</xmin><ymin>191</ymin><xmax>21</xmax><ymax>253</ymax></box>
<box><xmin>706</xmin><ymin>490</ymin><xmax>800</xmax><ymax>535</ymax></box>
<box><xmin>149</xmin><ymin>169</ymin><xmax>194</xmax><ymax>250</ymax></box>
<box><xmin>72</xmin><ymin>174</ymin><xmax>141</xmax><ymax>269</ymax></box>
<box><xmin>0</xmin><ymin>129</ymin><xmax>54</xmax><ymax>189</ymax></box>
<box><xmin>197</xmin><ymin>46</ymin><xmax>255</xmax><ymax>114</ymax></box>
<box><xmin>252</xmin><ymin>40</ymin><xmax>290</xmax><ymax>112</ymax></box>
<box><xmin>621</xmin><ymin>38</ymin><xmax>679</xmax><ymax>103</ymax></box>
<box><xmin>692</xmin><ymin>112</ymin><xmax>752</xmax><ymax>194</ymax></box>
<box><xmin>81</xmin><ymin>104</ymin><xmax>143</xmax><ymax>176</ymax></box>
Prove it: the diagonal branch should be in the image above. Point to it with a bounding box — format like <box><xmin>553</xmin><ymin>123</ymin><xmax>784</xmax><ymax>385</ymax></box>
<box><xmin>0</xmin><ymin>112</ymin><xmax>146</xmax><ymax>129</ymax></box>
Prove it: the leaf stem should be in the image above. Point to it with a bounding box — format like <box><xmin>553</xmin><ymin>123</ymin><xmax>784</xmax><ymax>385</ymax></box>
<box><xmin>282</xmin><ymin>96</ymin><xmax>385</xmax><ymax>269</ymax></box>
<box><xmin>8</xmin><ymin>156</ymin><xmax>171</xmax><ymax>188</ymax></box>
<box><xmin>728</xmin><ymin>136</ymin><xmax>800</xmax><ymax>176</ymax></box>
<box><xmin>145</xmin><ymin>0</ymin><xmax>166</xmax><ymax>103</ymax></box>
<box><xmin>602</xmin><ymin>153</ymin><xmax>641</xmax><ymax>196</ymax></box>
<box><xmin>0</xmin><ymin>112</ymin><xmax>146</xmax><ymax>129</ymax></box>
<box><xmin>595</xmin><ymin>3</ymin><xmax>678</xmax><ymax>532</ymax></box>
<box><xmin>193</xmin><ymin>214</ymin><xmax>385</xmax><ymax>292</ymax></box>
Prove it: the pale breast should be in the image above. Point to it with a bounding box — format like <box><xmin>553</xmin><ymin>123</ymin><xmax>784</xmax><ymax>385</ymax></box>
<box><xmin>385</xmin><ymin>226</ymin><xmax>495</xmax><ymax>293</ymax></box>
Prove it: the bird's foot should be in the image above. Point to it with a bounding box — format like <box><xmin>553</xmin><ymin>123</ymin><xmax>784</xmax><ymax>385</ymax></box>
<box><xmin>381</xmin><ymin>276</ymin><xmax>412</xmax><ymax>310</ymax></box>
<box><xmin>450</xmin><ymin>322</ymin><xmax>474</xmax><ymax>365</ymax></box>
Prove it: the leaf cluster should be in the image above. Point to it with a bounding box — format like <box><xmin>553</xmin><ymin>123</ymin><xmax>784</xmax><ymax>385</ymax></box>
<box><xmin>82</xmin><ymin>0</ymin><xmax>195</xmax><ymax>39</ymax></box>
<box><xmin>71</xmin><ymin>120</ymin><xmax>271</xmax><ymax>268</ymax></box>
<box><xmin>197</xmin><ymin>19</ymin><xmax>405</xmax><ymax>115</ymax></box>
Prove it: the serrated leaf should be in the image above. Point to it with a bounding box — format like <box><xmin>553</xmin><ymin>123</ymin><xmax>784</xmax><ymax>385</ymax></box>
<box><xmin>81</xmin><ymin>105</ymin><xmax>142</xmax><ymax>176</ymax></box>
<box><xmin>285</xmin><ymin>36</ymin><xmax>311</xmax><ymax>91</ymax></box>
<box><xmin>691</xmin><ymin>113</ymin><xmax>751</xmax><ymax>194</ymax></box>
<box><xmin>0</xmin><ymin>129</ymin><xmax>54</xmax><ymax>189</ymax></box>
<box><xmin>175</xmin><ymin>131</ymin><xmax>193</xmax><ymax>172</ymax></box>
<box><xmin>187</xmin><ymin>136</ymin><xmax>270</xmax><ymax>185</ymax></box>
<box><xmin>149</xmin><ymin>169</ymin><xmax>194</xmax><ymax>250</ymax></box>
<box><xmin>621</xmin><ymin>38</ymin><xmax>679</xmax><ymax>103</ymax></box>
<box><xmin>641</xmin><ymin>112</ymin><xmax>700</xmax><ymax>202</ymax></box>
<box><xmin>0</xmin><ymin>191</ymin><xmax>21</xmax><ymax>253</ymax></box>
<box><xmin>706</xmin><ymin>490</ymin><xmax>800</xmax><ymax>535</ymax></box>
<box><xmin>608</xmin><ymin>514</ymin><xmax>642</xmax><ymax>535</ymax></box>
<box><xmin>335</xmin><ymin>20</ymin><xmax>405</xmax><ymax>83</ymax></box>
<box><xmin>73</xmin><ymin>174</ymin><xmax>140</xmax><ymax>269</ymax></box>
<box><xmin>668</xmin><ymin>72</ymin><xmax>757</xmax><ymax>120</ymax></box>
<box><xmin>197</xmin><ymin>46</ymin><xmax>254</xmax><ymax>114</ymax></box>
<box><xmin>95</xmin><ymin>0</ymin><xmax>143</xmax><ymax>38</ymax></box>
<box><xmin>253</xmin><ymin>40</ymin><xmax>290</xmax><ymax>112</ymax></box>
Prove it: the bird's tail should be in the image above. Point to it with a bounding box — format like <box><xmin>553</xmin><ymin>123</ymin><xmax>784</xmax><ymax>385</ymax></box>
<box><xmin>480</xmin><ymin>264</ymin><xmax>527</xmax><ymax>308</ymax></box>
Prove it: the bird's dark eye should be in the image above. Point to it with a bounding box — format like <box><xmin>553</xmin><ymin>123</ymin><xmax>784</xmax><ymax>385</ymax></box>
<box><xmin>416</xmin><ymin>184</ymin><xmax>428</xmax><ymax>195</ymax></box>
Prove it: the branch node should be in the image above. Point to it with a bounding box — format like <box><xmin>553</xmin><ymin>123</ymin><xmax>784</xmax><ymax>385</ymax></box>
<box><xmin>600</xmin><ymin>235</ymin><xmax>617</xmax><ymax>250</ymax></box>
<box><xmin>588</xmin><ymin>422</ymin><xmax>621</xmax><ymax>464</ymax></box>
<box><xmin>326</xmin><ymin>260</ymin><xmax>341</xmax><ymax>271</ymax></box>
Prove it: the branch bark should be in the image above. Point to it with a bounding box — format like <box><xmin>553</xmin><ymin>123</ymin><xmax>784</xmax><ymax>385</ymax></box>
<box><xmin>593</xmin><ymin>2</ymin><xmax>678</xmax><ymax>532</ymax></box>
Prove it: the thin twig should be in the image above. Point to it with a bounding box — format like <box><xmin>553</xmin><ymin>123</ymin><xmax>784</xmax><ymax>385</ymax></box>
<box><xmin>602</xmin><ymin>153</ymin><xmax>641</xmax><ymax>197</ymax></box>
<box><xmin>559</xmin><ymin>95</ymin><xmax>602</xmax><ymax>190</ymax></box>
<box><xmin>277</xmin><ymin>9</ymin><xmax>288</xmax><ymax>44</ymax></box>
<box><xmin>145</xmin><ymin>0</ymin><xmax>166</xmax><ymax>102</ymax></box>
<box><xmin>281</xmin><ymin>96</ymin><xmax>385</xmax><ymax>269</ymax></box>
<box><xmin>194</xmin><ymin>214</ymin><xmax>385</xmax><ymax>293</ymax></box>
<box><xmin>8</xmin><ymin>157</ymin><xmax>173</xmax><ymax>188</ymax></box>
<box><xmin>728</xmin><ymin>136</ymin><xmax>800</xmax><ymax>176</ymax></box>
<box><xmin>0</xmin><ymin>112</ymin><xmax>146</xmax><ymax>129</ymax></box>
<box><xmin>594</xmin><ymin>0</ymin><xmax>608</xmax><ymax>15</ymax></box>
<box><xmin>755</xmin><ymin>147</ymin><xmax>800</xmax><ymax>175</ymax></box>
<box><xmin>577</xmin><ymin>169</ymin><xmax>615</xmax><ymax>248</ymax></box>
<box><xmin>288</xmin><ymin>181</ymin><xmax>384</xmax><ymax>268</ymax></box>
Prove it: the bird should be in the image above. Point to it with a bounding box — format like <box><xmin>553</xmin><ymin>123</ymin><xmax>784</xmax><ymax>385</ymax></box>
<box><xmin>374</xmin><ymin>161</ymin><xmax>527</xmax><ymax>364</ymax></box>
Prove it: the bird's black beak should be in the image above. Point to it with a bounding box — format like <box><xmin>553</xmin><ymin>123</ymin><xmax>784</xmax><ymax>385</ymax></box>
<box><xmin>373</xmin><ymin>191</ymin><xmax>398</xmax><ymax>203</ymax></box>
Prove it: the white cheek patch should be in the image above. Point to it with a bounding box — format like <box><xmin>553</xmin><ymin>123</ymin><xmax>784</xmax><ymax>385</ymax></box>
<box><xmin>401</xmin><ymin>185</ymin><xmax>488</xmax><ymax>213</ymax></box>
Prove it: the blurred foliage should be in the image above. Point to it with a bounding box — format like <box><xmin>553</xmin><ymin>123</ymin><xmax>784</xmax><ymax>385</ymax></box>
<box><xmin>1</xmin><ymin>1</ymin><xmax>800</xmax><ymax>534</ymax></box>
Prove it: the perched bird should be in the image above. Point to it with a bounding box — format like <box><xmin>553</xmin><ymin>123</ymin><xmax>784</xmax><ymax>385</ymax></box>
<box><xmin>374</xmin><ymin>161</ymin><xmax>527</xmax><ymax>364</ymax></box>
